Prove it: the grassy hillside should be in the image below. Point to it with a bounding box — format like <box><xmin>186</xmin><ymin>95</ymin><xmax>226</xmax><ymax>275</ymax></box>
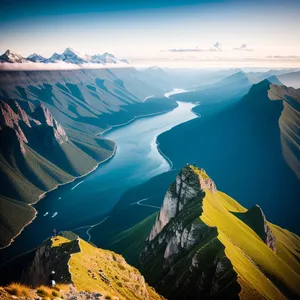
<box><xmin>113</xmin><ymin>165</ymin><xmax>300</xmax><ymax>299</ymax></box>
<box><xmin>0</xmin><ymin>234</ymin><xmax>164</xmax><ymax>300</ymax></box>
<box><xmin>157</xmin><ymin>80</ymin><xmax>300</xmax><ymax>235</ymax></box>
<box><xmin>0</xmin><ymin>196</ymin><xmax>36</xmax><ymax>248</ymax></box>
<box><xmin>268</xmin><ymin>84</ymin><xmax>300</xmax><ymax>179</ymax></box>
<box><xmin>105</xmin><ymin>213</ymin><xmax>158</xmax><ymax>266</ymax></box>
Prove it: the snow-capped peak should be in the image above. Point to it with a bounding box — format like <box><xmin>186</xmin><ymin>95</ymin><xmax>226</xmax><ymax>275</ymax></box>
<box><xmin>27</xmin><ymin>53</ymin><xmax>47</xmax><ymax>62</ymax></box>
<box><xmin>0</xmin><ymin>48</ymin><xmax>128</xmax><ymax>65</ymax></box>
<box><xmin>0</xmin><ymin>49</ymin><xmax>29</xmax><ymax>63</ymax></box>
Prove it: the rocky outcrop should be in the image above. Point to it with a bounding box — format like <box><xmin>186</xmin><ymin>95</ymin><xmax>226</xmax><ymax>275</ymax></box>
<box><xmin>149</xmin><ymin>165</ymin><xmax>215</xmax><ymax>242</ymax></box>
<box><xmin>0</xmin><ymin>100</ymin><xmax>68</xmax><ymax>154</ymax></box>
<box><xmin>234</xmin><ymin>204</ymin><xmax>276</xmax><ymax>251</ymax></box>
<box><xmin>0</xmin><ymin>100</ymin><xmax>31</xmax><ymax>153</ymax></box>
<box><xmin>1</xmin><ymin>234</ymin><xmax>164</xmax><ymax>300</ymax></box>
<box><xmin>139</xmin><ymin>165</ymin><xmax>240</xmax><ymax>300</ymax></box>
<box><xmin>22</xmin><ymin>238</ymin><xmax>79</xmax><ymax>286</ymax></box>
<box><xmin>32</xmin><ymin>104</ymin><xmax>68</xmax><ymax>145</ymax></box>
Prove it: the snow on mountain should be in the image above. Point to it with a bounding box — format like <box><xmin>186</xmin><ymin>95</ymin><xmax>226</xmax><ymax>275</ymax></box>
<box><xmin>91</xmin><ymin>52</ymin><xmax>124</xmax><ymax>64</ymax></box>
<box><xmin>0</xmin><ymin>48</ymin><xmax>128</xmax><ymax>65</ymax></box>
<box><xmin>27</xmin><ymin>53</ymin><xmax>47</xmax><ymax>62</ymax></box>
<box><xmin>0</xmin><ymin>50</ymin><xmax>30</xmax><ymax>63</ymax></box>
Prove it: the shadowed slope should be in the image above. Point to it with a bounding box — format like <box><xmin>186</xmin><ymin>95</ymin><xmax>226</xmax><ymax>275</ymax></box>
<box><xmin>137</xmin><ymin>165</ymin><xmax>300</xmax><ymax>300</ymax></box>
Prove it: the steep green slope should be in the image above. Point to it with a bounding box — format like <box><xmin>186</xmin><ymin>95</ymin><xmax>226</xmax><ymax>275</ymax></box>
<box><xmin>0</xmin><ymin>68</ymin><xmax>174</xmax><ymax>137</ymax></box>
<box><xmin>0</xmin><ymin>68</ymin><xmax>178</xmax><ymax>249</ymax></box>
<box><xmin>0</xmin><ymin>101</ymin><xmax>115</xmax><ymax>248</ymax></box>
<box><xmin>136</xmin><ymin>165</ymin><xmax>300</xmax><ymax>300</ymax></box>
<box><xmin>268</xmin><ymin>84</ymin><xmax>300</xmax><ymax>179</ymax></box>
<box><xmin>0</xmin><ymin>196</ymin><xmax>36</xmax><ymax>248</ymax></box>
<box><xmin>105</xmin><ymin>213</ymin><xmax>158</xmax><ymax>266</ymax></box>
<box><xmin>157</xmin><ymin>80</ymin><xmax>300</xmax><ymax>234</ymax></box>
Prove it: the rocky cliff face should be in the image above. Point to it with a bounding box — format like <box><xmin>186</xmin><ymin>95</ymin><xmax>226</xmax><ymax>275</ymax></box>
<box><xmin>1</xmin><ymin>233</ymin><xmax>164</xmax><ymax>300</ymax></box>
<box><xmin>149</xmin><ymin>166</ymin><xmax>215</xmax><ymax>242</ymax></box>
<box><xmin>139</xmin><ymin>165</ymin><xmax>240</xmax><ymax>300</ymax></box>
<box><xmin>233</xmin><ymin>204</ymin><xmax>277</xmax><ymax>251</ymax></box>
<box><xmin>22</xmin><ymin>237</ymin><xmax>77</xmax><ymax>286</ymax></box>
<box><xmin>0</xmin><ymin>100</ymin><xmax>68</xmax><ymax>154</ymax></box>
<box><xmin>138</xmin><ymin>164</ymin><xmax>300</xmax><ymax>300</ymax></box>
<box><xmin>32</xmin><ymin>104</ymin><xmax>68</xmax><ymax>145</ymax></box>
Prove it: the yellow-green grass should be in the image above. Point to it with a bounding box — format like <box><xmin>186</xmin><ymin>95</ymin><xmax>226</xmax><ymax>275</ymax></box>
<box><xmin>51</xmin><ymin>236</ymin><xmax>72</xmax><ymax>248</ymax></box>
<box><xmin>200</xmin><ymin>189</ymin><xmax>300</xmax><ymax>299</ymax></box>
<box><xmin>36</xmin><ymin>285</ymin><xmax>61</xmax><ymax>299</ymax></box>
<box><xmin>50</xmin><ymin>236</ymin><xmax>163</xmax><ymax>300</ymax></box>
<box><xmin>269</xmin><ymin>223</ymin><xmax>300</xmax><ymax>275</ymax></box>
<box><xmin>4</xmin><ymin>282</ymin><xmax>31</xmax><ymax>297</ymax></box>
<box><xmin>190</xmin><ymin>165</ymin><xmax>209</xmax><ymax>179</ymax></box>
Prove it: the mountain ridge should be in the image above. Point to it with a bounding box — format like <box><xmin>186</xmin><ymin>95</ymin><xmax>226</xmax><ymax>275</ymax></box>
<box><xmin>0</xmin><ymin>48</ymin><xmax>128</xmax><ymax>65</ymax></box>
<box><xmin>0</xmin><ymin>232</ymin><xmax>164</xmax><ymax>300</ymax></box>
<box><xmin>137</xmin><ymin>165</ymin><xmax>300</xmax><ymax>299</ymax></box>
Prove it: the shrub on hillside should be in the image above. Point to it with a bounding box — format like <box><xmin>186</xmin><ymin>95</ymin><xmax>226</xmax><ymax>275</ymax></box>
<box><xmin>5</xmin><ymin>282</ymin><xmax>30</xmax><ymax>297</ymax></box>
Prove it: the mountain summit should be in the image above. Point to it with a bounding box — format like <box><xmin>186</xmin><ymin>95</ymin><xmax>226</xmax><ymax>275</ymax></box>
<box><xmin>138</xmin><ymin>165</ymin><xmax>300</xmax><ymax>300</ymax></box>
<box><xmin>0</xmin><ymin>48</ymin><xmax>128</xmax><ymax>65</ymax></box>
<box><xmin>0</xmin><ymin>50</ymin><xmax>29</xmax><ymax>63</ymax></box>
<box><xmin>0</xmin><ymin>232</ymin><xmax>164</xmax><ymax>300</ymax></box>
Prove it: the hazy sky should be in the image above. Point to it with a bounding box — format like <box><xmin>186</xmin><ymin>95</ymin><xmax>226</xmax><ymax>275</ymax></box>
<box><xmin>1</xmin><ymin>0</ymin><xmax>300</xmax><ymax>67</ymax></box>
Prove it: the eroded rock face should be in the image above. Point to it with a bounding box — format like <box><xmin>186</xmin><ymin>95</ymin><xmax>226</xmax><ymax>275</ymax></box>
<box><xmin>0</xmin><ymin>100</ymin><xmax>30</xmax><ymax>153</ymax></box>
<box><xmin>149</xmin><ymin>165</ymin><xmax>213</xmax><ymax>242</ymax></box>
<box><xmin>22</xmin><ymin>238</ymin><xmax>79</xmax><ymax>286</ymax></box>
<box><xmin>32</xmin><ymin>104</ymin><xmax>68</xmax><ymax>145</ymax></box>
<box><xmin>243</xmin><ymin>204</ymin><xmax>276</xmax><ymax>252</ymax></box>
<box><xmin>0</xmin><ymin>100</ymin><xmax>68</xmax><ymax>154</ymax></box>
<box><xmin>139</xmin><ymin>165</ymin><xmax>240</xmax><ymax>300</ymax></box>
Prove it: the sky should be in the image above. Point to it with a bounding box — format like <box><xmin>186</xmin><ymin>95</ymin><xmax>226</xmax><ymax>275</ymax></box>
<box><xmin>1</xmin><ymin>0</ymin><xmax>300</xmax><ymax>68</ymax></box>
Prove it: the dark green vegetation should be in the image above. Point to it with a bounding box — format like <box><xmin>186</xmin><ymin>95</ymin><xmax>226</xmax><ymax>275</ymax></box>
<box><xmin>0</xmin><ymin>68</ymin><xmax>174</xmax><ymax>135</ymax></box>
<box><xmin>104</xmin><ymin>213</ymin><xmax>157</xmax><ymax>266</ymax></box>
<box><xmin>158</xmin><ymin>79</ymin><xmax>300</xmax><ymax>234</ymax></box>
<box><xmin>0</xmin><ymin>67</ymin><xmax>179</xmax><ymax>248</ymax></box>
<box><xmin>0</xmin><ymin>99</ymin><xmax>114</xmax><ymax>248</ymax></box>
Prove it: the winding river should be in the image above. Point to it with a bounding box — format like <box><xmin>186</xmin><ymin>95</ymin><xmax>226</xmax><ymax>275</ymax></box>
<box><xmin>0</xmin><ymin>96</ymin><xmax>197</xmax><ymax>264</ymax></box>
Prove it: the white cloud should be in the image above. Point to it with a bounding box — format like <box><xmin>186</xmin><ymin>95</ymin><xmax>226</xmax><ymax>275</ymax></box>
<box><xmin>167</xmin><ymin>42</ymin><xmax>223</xmax><ymax>53</ymax></box>
<box><xmin>266</xmin><ymin>55</ymin><xmax>300</xmax><ymax>60</ymax></box>
<box><xmin>0</xmin><ymin>62</ymin><xmax>130</xmax><ymax>71</ymax></box>
<box><xmin>233</xmin><ymin>44</ymin><xmax>254</xmax><ymax>51</ymax></box>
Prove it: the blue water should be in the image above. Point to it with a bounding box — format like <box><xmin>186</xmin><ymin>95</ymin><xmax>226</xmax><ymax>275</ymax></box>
<box><xmin>0</xmin><ymin>100</ymin><xmax>197</xmax><ymax>263</ymax></box>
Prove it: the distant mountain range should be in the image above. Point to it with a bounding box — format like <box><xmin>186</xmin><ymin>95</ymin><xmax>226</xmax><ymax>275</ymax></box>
<box><xmin>0</xmin><ymin>48</ymin><xmax>128</xmax><ymax>65</ymax></box>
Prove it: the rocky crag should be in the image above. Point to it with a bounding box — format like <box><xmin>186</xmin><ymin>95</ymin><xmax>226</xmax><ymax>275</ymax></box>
<box><xmin>138</xmin><ymin>165</ymin><xmax>300</xmax><ymax>300</ymax></box>
<box><xmin>0</xmin><ymin>232</ymin><xmax>164</xmax><ymax>300</ymax></box>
